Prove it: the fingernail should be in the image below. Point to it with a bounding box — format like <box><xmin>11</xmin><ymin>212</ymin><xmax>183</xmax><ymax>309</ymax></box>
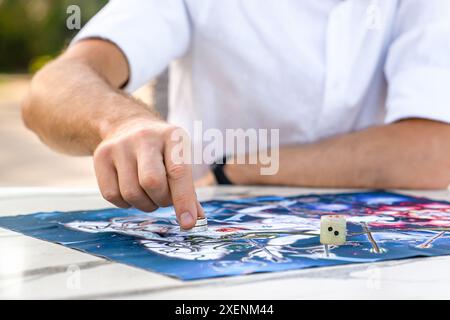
<box><xmin>180</xmin><ymin>212</ymin><xmax>194</xmax><ymax>227</ymax></box>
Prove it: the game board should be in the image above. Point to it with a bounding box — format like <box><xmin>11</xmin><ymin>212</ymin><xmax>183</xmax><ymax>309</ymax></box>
<box><xmin>1</xmin><ymin>191</ymin><xmax>450</xmax><ymax>280</ymax></box>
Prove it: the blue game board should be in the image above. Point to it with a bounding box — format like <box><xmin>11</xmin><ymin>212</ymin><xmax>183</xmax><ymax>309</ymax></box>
<box><xmin>1</xmin><ymin>191</ymin><xmax>450</xmax><ymax>280</ymax></box>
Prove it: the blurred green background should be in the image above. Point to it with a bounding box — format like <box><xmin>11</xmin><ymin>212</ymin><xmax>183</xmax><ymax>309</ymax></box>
<box><xmin>0</xmin><ymin>0</ymin><xmax>107</xmax><ymax>73</ymax></box>
<box><xmin>0</xmin><ymin>0</ymin><xmax>153</xmax><ymax>187</ymax></box>
<box><xmin>0</xmin><ymin>0</ymin><xmax>110</xmax><ymax>187</ymax></box>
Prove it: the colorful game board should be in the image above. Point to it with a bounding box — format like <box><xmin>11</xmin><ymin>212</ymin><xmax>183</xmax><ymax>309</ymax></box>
<box><xmin>1</xmin><ymin>191</ymin><xmax>450</xmax><ymax>280</ymax></box>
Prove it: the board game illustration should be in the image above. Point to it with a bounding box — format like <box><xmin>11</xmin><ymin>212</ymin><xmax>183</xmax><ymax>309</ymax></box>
<box><xmin>1</xmin><ymin>191</ymin><xmax>450</xmax><ymax>280</ymax></box>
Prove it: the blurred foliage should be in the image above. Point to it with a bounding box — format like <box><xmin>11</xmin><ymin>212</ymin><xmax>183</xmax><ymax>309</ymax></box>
<box><xmin>0</xmin><ymin>0</ymin><xmax>108</xmax><ymax>73</ymax></box>
<box><xmin>29</xmin><ymin>54</ymin><xmax>54</xmax><ymax>74</ymax></box>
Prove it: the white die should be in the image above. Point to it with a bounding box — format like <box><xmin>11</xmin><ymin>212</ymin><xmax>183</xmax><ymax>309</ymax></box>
<box><xmin>320</xmin><ymin>215</ymin><xmax>347</xmax><ymax>245</ymax></box>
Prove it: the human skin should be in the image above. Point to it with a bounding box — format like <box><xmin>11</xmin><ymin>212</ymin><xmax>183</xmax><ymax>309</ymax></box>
<box><xmin>22</xmin><ymin>39</ymin><xmax>204</xmax><ymax>230</ymax></box>
<box><xmin>22</xmin><ymin>40</ymin><xmax>450</xmax><ymax>229</ymax></box>
<box><xmin>223</xmin><ymin>119</ymin><xmax>450</xmax><ymax>189</ymax></box>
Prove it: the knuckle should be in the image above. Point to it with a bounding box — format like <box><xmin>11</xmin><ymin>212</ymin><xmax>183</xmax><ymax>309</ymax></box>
<box><xmin>164</xmin><ymin>125</ymin><xmax>189</xmax><ymax>142</ymax></box>
<box><xmin>132</xmin><ymin>128</ymin><xmax>153</xmax><ymax>142</ymax></box>
<box><xmin>102</xmin><ymin>190</ymin><xmax>120</xmax><ymax>203</ymax></box>
<box><xmin>95</xmin><ymin>139</ymin><xmax>127</xmax><ymax>161</ymax></box>
<box><xmin>122</xmin><ymin>189</ymin><xmax>143</xmax><ymax>203</ymax></box>
<box><xmin>94</xmin><ymin>143</ymin><xmax>112</xmax><ymax>160</ymax></box>
<box><xmin>164</xmin><ymin>124</ymin><xmax>182</xmax><ymax>135</ymax></box>
<box><xmin>140</xmin><ymin>174</ymin><xmax>162</xmax><ymax>190</ymax></box>
<box><xmin>166</xmin><ymin>164</ymin><xmax>188</xmax><ymax>180</ymax></box>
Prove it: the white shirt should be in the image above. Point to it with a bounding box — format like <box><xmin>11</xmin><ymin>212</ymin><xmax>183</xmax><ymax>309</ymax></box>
<box><xmin>73</xmin><ymin>0</ymin><xmax>450</xmax><ymax>176</ymax></box>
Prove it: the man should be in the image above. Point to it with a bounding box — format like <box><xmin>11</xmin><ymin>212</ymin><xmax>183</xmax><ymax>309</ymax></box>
<box><xmin>22</xmin><ymin>0</ymin><xmax>450</xmax><ymax>230</ymax></box>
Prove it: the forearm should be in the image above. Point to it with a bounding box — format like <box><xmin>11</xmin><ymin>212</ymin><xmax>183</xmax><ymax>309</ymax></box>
<box><xmin>22</xmin><ymin>40</ymin><xmax>161</xmax><ymax>156</ymax></box>
<box><xmin>225</xmin><ymin>120</ymin><xmax>450</xmax><ymax>189</ymax></box>
<box><xmin>21</xmin><ymin>40</ymin><xmax>203</xmax><ymax>227</ymax></box>
<box><xmin>23</xmin><ymin>58</ymin><xmax>155</xmax><ymax>155</ymax></box>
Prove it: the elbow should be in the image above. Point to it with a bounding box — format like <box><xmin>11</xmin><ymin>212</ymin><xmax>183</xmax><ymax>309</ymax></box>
<box><xmin>21</xmin><ymin>68</ymin><xmax>49</xmax><ymax>137</ymax></box>
<box><xmin>21</xmin><ymin>89</ymin><xmax>35</xmax><ymax>132</ymax></box>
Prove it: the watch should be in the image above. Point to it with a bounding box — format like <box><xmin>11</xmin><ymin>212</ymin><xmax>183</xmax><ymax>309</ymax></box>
<box><xmin>211</xmin><ymin>156</ymin><xmax>233</xmax><ymax>185</ymax></box>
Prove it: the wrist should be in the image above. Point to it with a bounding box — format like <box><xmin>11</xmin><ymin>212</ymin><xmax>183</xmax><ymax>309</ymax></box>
<box><xmin>97</xmin><ymin>99</ymin><xmax>162</xmax><ymax>141</ymax></box>
<box><xmin>223</xmin><ymin>163</ymin><xmax>254</xmax><ymax>185</ymax></box>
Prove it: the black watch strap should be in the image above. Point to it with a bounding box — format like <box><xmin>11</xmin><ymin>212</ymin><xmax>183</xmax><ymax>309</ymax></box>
<box><xmin>211</xmin><ymin>156</ymin><xmax>233</xmax><ymax>185</ymax></box>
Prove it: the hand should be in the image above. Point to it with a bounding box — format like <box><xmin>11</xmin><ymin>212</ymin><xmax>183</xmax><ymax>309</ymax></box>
<box><xmin>93</xmin><ymin>117</ymin><xmax>204</xmax><ymax>229</ymax></box>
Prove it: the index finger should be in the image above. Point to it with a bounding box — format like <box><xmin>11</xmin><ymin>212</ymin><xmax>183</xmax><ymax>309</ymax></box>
<box><xmin>164</xmin><ymin>128</ymin><xmax>199</xmax><ymax>230</ymax></box>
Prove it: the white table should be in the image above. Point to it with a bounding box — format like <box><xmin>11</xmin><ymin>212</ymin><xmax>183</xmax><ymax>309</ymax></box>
<box><xmin>1</xmin><ymin>186</ymin><xmax>450</xmax><ymax>299</ymax></box>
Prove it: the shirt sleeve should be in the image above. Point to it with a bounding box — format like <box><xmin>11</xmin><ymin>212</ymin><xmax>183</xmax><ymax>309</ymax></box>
<box><xmin>384</xmin><ymin>0</ymin><xmax>450</xmax><ymax>124</ymax></box>
<box><xmin>71</xmin><ymin>0</ymin><xmax>191</xmax><ymax>92</ymax></box>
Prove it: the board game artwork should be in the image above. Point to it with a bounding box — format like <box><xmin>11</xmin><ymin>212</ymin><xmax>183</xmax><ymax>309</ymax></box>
<box><xmin>1</xmin><ymin>191</ymin><xmax>450</xmax><ymax>280</ymax></box>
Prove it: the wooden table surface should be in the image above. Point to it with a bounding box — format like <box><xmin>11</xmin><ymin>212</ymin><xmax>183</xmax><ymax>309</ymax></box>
<box><xmin>1</xmin><ymin>186</ymin><xmax>450</xmax><ymax>299</ymax></box>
